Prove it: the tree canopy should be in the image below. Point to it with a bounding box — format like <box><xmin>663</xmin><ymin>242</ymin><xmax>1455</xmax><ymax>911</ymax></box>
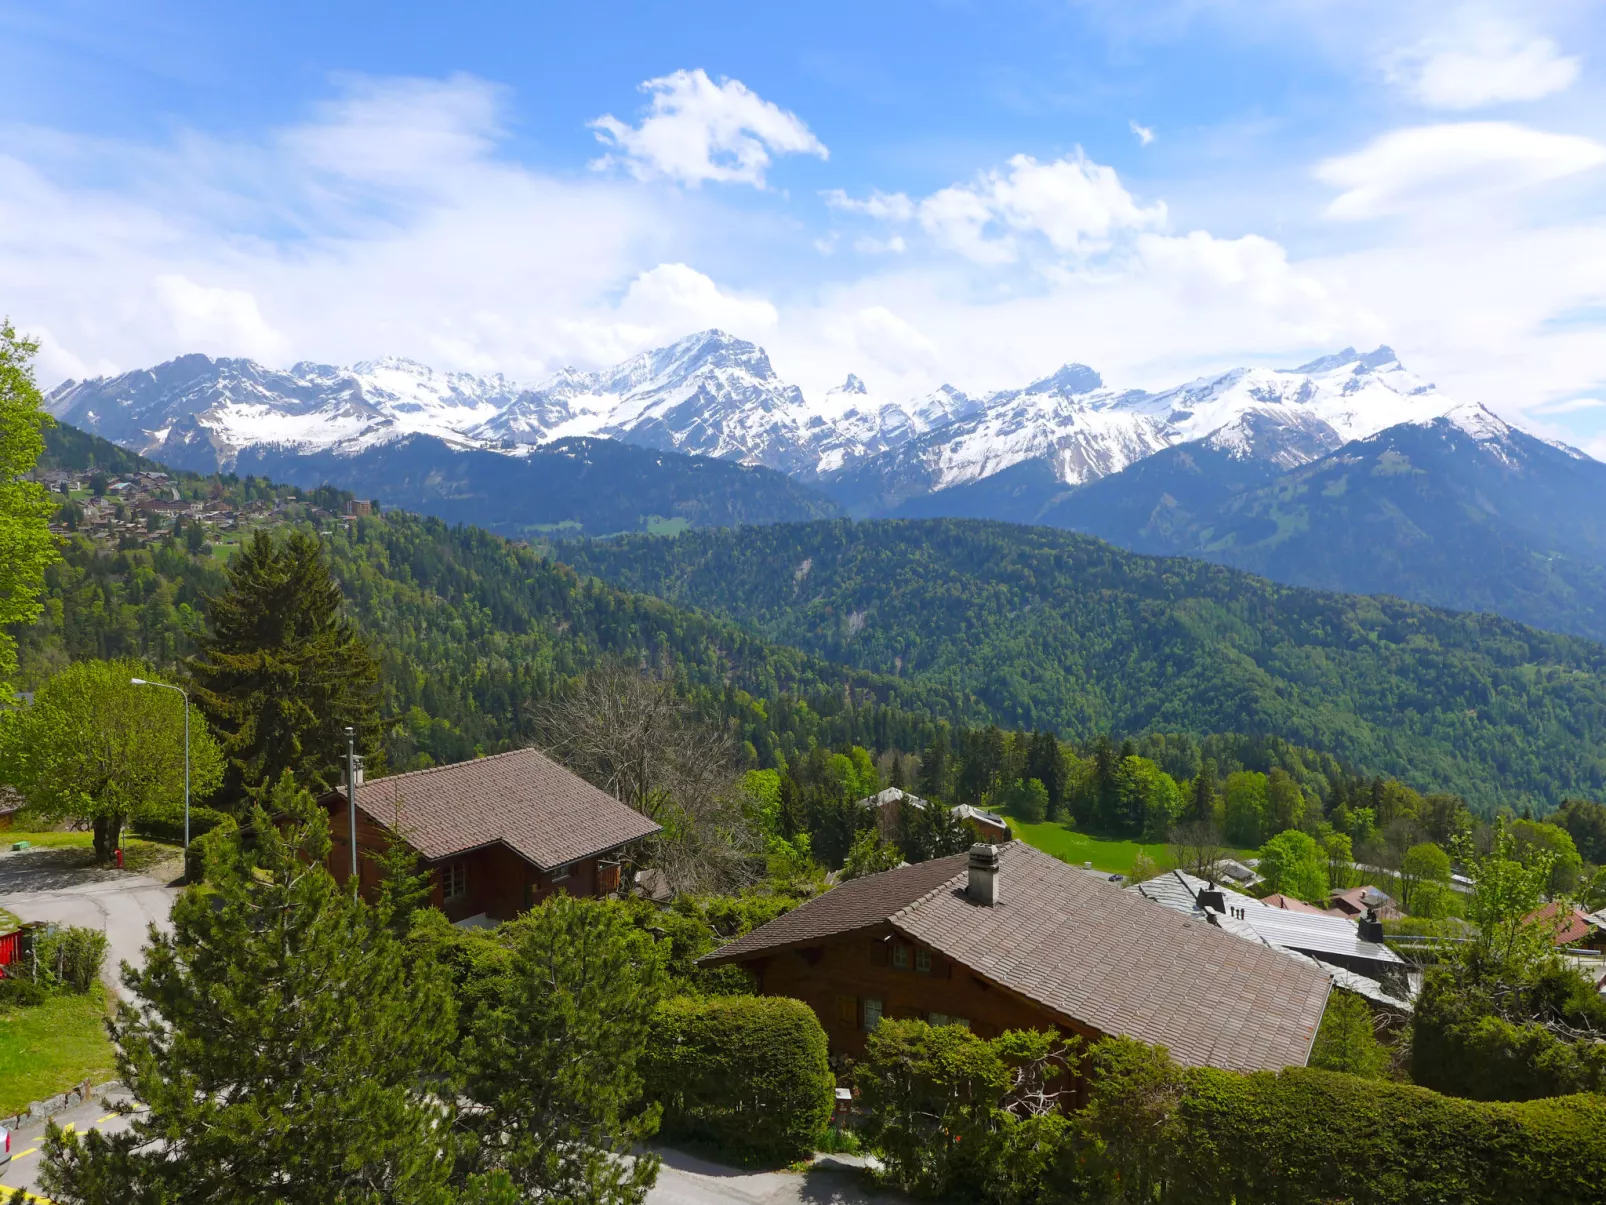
<box><xmin>0</xmin><ymin>319</ymin><xmax>58</xmax><ymax>695</ymax></box>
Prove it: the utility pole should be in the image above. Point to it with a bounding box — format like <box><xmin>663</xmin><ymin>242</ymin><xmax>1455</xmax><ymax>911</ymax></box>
<box><xmin>345</xmin><ymin>725</ymin><xmax>359</xmax><ymax>886</ymax></box>
<box><xmin>131</xmin><ymin>678</ymin><xmax>191</xmax><ymax>862</ymax></box>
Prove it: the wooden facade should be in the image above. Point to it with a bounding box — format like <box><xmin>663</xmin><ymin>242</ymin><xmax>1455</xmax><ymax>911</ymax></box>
<box><xmin>325</xmin><ymin>795</ymin><xmax>621</xmax><ymax>922</ymax></box>
<box><xmin>740</xmin><ymin>921</ymin><xmax>1096</xmax><ymax>1060</ymax></box>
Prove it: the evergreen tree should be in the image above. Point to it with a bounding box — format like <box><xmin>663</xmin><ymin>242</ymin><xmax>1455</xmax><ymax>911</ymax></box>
<box><xmin>189</xmin><ymin>529</ymin><xmax>380</xmax><ymax>805</ymax></box>
<box><xmin>1189</xmin><ymin>758</ymin><xmax>1219</xmax><ymax>824</ymax></box>
<box><xmin>1024</xmin><ymin>730</ymin><xmax>1066</xmax><ymax>819</ymax></box>
<box><xmin>463</xmin><ymin>896</ymin><xmax>665</xmax><ymax>1204</ymax></box>
<box><xmin>776</xmin><ymin>773</ymin><xmax>806</xmax><ymax>840</ymax></box>
<box><xmin>36</xmin><ymin>773</ymin><xmax>458</xmax><ymax>1203</ymax></box>
<box><xmin>917</xmin><ymin>728</ymin><xmax>951</xmax><ymax>802</ymax></box>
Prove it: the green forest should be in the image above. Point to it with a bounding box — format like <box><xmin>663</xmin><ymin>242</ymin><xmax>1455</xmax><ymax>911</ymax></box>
<box><xmin>560</xmin><ymin>519</ymin><xmax>1606</xmax><ymax>811</ymax></box>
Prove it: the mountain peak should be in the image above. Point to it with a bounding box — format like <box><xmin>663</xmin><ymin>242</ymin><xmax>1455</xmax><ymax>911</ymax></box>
<box><xmin>1026</xmin><ymin>363</ymin><xmax>1104</xmax><ymax>396</ymax></box>
<box><xmin>839</xmin><ymin>373</ymin><xmax>867</xmax><ymax>394</ymax></box>
<box><xmin>1292</xmin><ymin>346</ymin><xmax>1399</xmax><ymax>374</ymax></box>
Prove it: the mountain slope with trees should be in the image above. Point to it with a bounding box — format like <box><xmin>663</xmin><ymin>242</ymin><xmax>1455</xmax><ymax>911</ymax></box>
<box><xmin>560</xmin><ymin>518</ymin><xmax>1606</xmax><ymax>811</ymax></box>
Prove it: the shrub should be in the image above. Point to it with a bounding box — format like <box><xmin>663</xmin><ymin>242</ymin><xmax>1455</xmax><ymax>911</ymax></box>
<box><xmin>1308</xmin><ymin>990</ymin><xmax>1390</xmax><ymax>1078</ymax></box>
<box><xmin>1411</xmin><ymin>971</ymin><xmax>1606</xmax><ymax>1100</ymax></box>
<box><xmin>132</xmin><ymin>802</ymin><xmax>234</xmax><ymax>846</ymax></box>
<box><xmin>644</xmin><ymin>994</ymin><xmax>834</xmax><ymax>1166</ymax></box>
<box><xmin>0</xmin><ymin>975</ymin><xmax>47</xmax><ymax>1006</ymax></box>
<box><xmin>34</xmin><ymin>925</ymin><xmax>108</xmax><ymax>993</ymax></box>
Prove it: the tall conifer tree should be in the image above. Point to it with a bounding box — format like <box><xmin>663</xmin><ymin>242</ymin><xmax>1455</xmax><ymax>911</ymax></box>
<box><xmin>36</xmin><ymin>774</ymin><xmax>458</xmax><ymax>1204</ymax></box>
<box><xmin>190</xmin><ymin>528</ymin><xmax>380</xmax><ymax>804</ymax></box>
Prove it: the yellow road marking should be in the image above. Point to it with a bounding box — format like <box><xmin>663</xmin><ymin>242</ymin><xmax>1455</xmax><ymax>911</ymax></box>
<box><xmin>9</xmin><ymin>1147</ymin><xmax>37</xmax><ymax>1161</ymax></box>
<box><xmin>94</xmin><ymin>1115</ymin><xmax>117</xmax><ymax>1126</ymax></box>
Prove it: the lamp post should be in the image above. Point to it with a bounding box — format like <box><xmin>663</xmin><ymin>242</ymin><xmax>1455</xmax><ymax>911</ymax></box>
<box><xmin>131</xmin><ymin>677</ymin><xmax>190</xmax><ymax>855</ymax></box>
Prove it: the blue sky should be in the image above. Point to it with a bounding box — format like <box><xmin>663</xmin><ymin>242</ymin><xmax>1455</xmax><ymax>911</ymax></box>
<box><xmin>3</xmin><ymin>0</ymin><xmax>1605</xmax><ymax>450</ymax></box>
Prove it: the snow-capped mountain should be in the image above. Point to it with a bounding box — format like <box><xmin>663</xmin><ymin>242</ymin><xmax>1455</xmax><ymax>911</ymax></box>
<box><xmin>46</xmin><ymin>331</ymin><xmax>1556</xmax><ymax>494</ymax></box>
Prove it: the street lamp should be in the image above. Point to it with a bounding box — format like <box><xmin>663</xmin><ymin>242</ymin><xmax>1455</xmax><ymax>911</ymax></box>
<box><xmin>131</xmin><ymin>678</ymin><xmax>190</xmax><ymax>857</ymax></box>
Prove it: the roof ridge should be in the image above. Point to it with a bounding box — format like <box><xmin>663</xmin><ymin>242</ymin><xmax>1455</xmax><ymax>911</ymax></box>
<box><xmin>890</xmin><ymin>856</ymin><xmax>969</xmax><ymax>922</ymax></box>
<box><xmin>363</xmin><ymin>744</ymin><xmax>546</xmax><ymax>789</ymax></box>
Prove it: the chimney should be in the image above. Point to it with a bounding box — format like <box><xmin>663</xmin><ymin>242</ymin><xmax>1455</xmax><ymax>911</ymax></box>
<box><xmin>344</xmin><ymin>755</ymin><xmax>365</xmax><ymax>789</ymax></box>
<box><xmin>1197</xmin><ymin>885</ymin><xmax>1226</xmax><ymax>914</ymax></box>
<box><xmin>1357</xmin><ymin>906</ymin><xmax>1385</xmax><ymax>945</ymax></box>
<box><xmin>968</xmin><ymin>843</ymin><xmax>1001</xmax><ymax>906</ymax></box>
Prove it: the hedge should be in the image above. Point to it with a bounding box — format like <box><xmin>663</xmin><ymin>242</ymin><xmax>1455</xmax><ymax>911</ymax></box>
<box><xmin>132</xmin><ymin>802</ymin><xmax>235</xmax><ymax>846</ymax></box>
<box><xmin>1177</xmin><ymin>1066</ymin><xmax>1606</xmax><ymax>1205</ymax></box>
<box><xmin>853</xmin><ymin>1023</ymin><xmax>1606</xmax><ymax>1205</ymax></box>
<box><xmin>643</xmin><ymin>994</ymin><xmax>834</xmax><ymax>1165</ymax></box>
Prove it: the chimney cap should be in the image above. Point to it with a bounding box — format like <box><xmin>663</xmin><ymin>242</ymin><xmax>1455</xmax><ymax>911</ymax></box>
<box><xmin>969</xmin><ymin>842</ymin><xmax>1000</xmax><ymax>865</ymax></box>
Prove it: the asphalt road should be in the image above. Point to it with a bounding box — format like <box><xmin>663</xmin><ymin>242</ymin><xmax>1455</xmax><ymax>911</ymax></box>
<box><xmin>0</xmin><ymin>848</ymin><xmax>179</xmax><ymax>987</ymax></box>
<box><xmin>1</xmin><ymin>1113</ymin><xmax>897</xmax><ymax>1205</ymax></box>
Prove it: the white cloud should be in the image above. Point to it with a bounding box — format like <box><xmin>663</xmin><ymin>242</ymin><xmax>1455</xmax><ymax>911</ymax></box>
<box><xmin>822</xmin><ymin>188</ymin><xmax>916</xmax><ymax>221</ymax></box>
<box><xmin>1136</xmin><ymin>231</ymin><xmax>1335</xmax><ymax>315</ymax></box>
<box><xmin>1393</xmin><ymin>20</ymin><xmax>1580</xmax><ymax>110</ymax></box>
<box><xmin>831</xmin><ymin>152</ymin><xmax>1167</xmax><ymax>265</ymax></box>
<box><xmin>589</xmin><ymin>69</ymin><xmax>826</xmax><ymax>188</ymax></box>
<box><xmin>1527</xmin><ymin>396</ymin><xmax>1605</xmax><ymax>416</ymax></box>
<box><xmin>1130</xmin><ymin>120</ymin><xmax>1156</xmax><ymax>146</ymax></box>
<box><xmin>156</xmin><ymin>275</ymin><xmax>286</xmax><ymax>361</ymax></box>
<box><xmin>618</xmin><ymin>262</ymin><xmax>777</xmax><ymax>333</ymax></box>
<box><xmin>1315</xmin><ymin>122</ymin><xmax>1606</xmax><ymax>220</ymax></box>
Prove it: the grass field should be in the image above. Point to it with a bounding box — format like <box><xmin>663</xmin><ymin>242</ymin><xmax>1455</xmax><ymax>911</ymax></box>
<box><xmin>1006</xmin><ymin>818</ymin><xmax>1255</xmax><ymax>875</ymax></box>
<box><xmin>4</xmin><ymin>832</ymin><xmax>179</xmax><ymax>875</ymax></box>
<box><xmin>0</xmin><ymin>985</ymin><xmax>117</xmax><ymax>1114</ymax></box>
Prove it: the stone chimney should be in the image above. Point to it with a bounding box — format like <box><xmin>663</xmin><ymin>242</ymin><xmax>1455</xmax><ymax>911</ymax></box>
<box><xmin>968</xmin><ymin>843</ymin><xmax>1001</xmax><ymax>906</ymax></box>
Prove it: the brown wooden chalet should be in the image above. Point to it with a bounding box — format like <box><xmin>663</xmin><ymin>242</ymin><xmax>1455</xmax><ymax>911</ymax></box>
<box><xmin>701</xmin><ymin>841</ymin><xmax>1334</xmax><ymax>1074</ymax></box>
<box><xmin>321</xmin><ymin>747</ymin><xmax>660</xmax><ymax>923</ymax></box>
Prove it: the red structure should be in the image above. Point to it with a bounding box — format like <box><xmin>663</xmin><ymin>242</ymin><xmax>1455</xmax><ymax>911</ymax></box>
<box><xmin>319</xmin><ymin>747</ymin><xmax>659</xmax><ymax>924</ymax></box>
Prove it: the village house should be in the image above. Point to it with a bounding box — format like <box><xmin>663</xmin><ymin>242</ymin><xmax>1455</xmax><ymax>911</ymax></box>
<box><xmin>319</xmin><ymin>746</ymin><xmax>660</xmax><ymax>924</ymax></box>
<box><xmin>857</xmin><ymin>787</ymin><xmax>1011</xmax><ymax>844</ymax></box>
<box><xmin>1525</xmin><ymin>901</ymin><xmax>1606</xmax><ymax>953</ymax></box>
<box><xmin>701</xmin><ymin>842</ymin><xmax>1333</xmax><ymax>1074</ymax></box>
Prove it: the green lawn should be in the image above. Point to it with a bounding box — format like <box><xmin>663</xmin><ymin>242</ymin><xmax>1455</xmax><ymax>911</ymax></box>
<box><xmin>5</xmin><ymin>832</ymin><xmax>179</xmax><ymax>875</ymax></box>
<box><xmin>1006</xmin><ymin>818</ymin><xmax>1255</xmax><ymax>876</ymax></box>
<box><xmin>645</xmin><ymin>515</ymin><xmax>691</xmax><ymax>536</ymax></box>
<box><xmin>0</xmin><ymin>985</ymin><xmax>117</xmax><ymax>1114</ymax></box>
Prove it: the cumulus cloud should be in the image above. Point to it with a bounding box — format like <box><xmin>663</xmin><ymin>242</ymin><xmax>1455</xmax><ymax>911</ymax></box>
<box><xmin>1392</xmin><ymin>20</ymin><xmax>1580</xmax><ymax>110</ymax></box>
<box><xmin>829</xmin><ymin>152</ymin><xmax>1167</xmax><ymax>264</ymax></box>
<box><xmin>589</xmin><ymin>69</ymin><xmax>827</xmax><ymax>188</ymax></box>
<box><xmin>1130</xmin><ymin>120</ymin><xmax>1156</xmax><ymax>146</ymax></box>
<box><xmin>156</xmin><ymin>275</ymin><xmax>286</xmax><ymax>361</ymax></box>
<box><xmin>1315</xmin><ymin>122</ymin><xmax>1606</xmax><ymax>220</ymax></box>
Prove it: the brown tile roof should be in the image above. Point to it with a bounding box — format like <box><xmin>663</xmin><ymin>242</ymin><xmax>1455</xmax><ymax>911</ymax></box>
<box><xmin>336</xmin><ymin>747</ymin><xmax>660</xmax><ymax>870</ymax></box>
<box><xmin>705</xmin><ymin>842</ymin><xmax>1331</xmax><ymax>1074</ymax></box>
<box><xmin>706</xmin><ymin>853</ymin><xmax>972</xmax><ymax>962</ymax></box>
<box><xmin>1525</xmin><ymin>901</ymin><xmax>1599</xmax><ymax>946</ymax></box>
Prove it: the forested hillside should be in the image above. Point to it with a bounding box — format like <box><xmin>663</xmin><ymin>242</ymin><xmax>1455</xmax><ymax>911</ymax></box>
<box><xmin>560</xmin><ymin>519</ymin><xmax>1606</xmax><ymax>811</ymax></box>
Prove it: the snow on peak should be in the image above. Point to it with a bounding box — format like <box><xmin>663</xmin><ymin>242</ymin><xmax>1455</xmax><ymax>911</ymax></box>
<box><xmin>840</xmin><ymin>373</ymin><xmax>867</xmax><ymax>394</ymax></box>
<box><xmin>1024</xmin><ymin>363</ymin><xmax>1104</xmax><ymax>396</ymax></box>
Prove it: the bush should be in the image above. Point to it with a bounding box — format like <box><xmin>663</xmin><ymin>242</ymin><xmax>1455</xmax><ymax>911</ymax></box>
<box><xmin>132</xmin><ymin>801</ymin><xmax>234</xmax><ymax>846</ymax></box>
<box><xmin>1412</xmin><ymin>971</ymin><xmax>1606</xmax><ymax>1100</ymax></box>
<box><xmin>644</xmin><ymin>994</ymin><xmax>834</xmax><ymax>1166</ymax></box>
<box><xmin>853</xmin><ymin>1025</ymin><xmax>1606</xmax><ymax>1204</ymax></box>
<box><xmin>1308</xmin><ymin>990</ymin><xmax>1390</xmax><ymax>1078</ymax></box>
<box><xmin>0</xmin><ymin>976</ymin><xmax>47</xmax><ymax>1006</ymax></box>
<box><xmin>1175</xmin><ymin>1066</ymin><xmax>1606</xmax><ymax>1205</ymax></box>
<box><xmin>33</xmin><ymin>925</ymin><xmax>108</xmax><ymax>993</ymax></box>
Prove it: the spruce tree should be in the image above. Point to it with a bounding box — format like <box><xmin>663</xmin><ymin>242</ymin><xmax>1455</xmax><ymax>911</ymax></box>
<box><xmin>36</xmin><ymin>773</ymin><xmax>458</xmax><ymax>1204</ymax></box>
<box><xmin>190</xmin><ymin>528</ymin><xmax>380</xmax><ymax>805</ymax></box>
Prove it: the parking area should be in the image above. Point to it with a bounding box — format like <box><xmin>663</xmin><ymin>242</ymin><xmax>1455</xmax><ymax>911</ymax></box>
<box><xmin>0</xmin><ymin>847</ymin><xmax>181</xmax><ymax>986</ymax></box>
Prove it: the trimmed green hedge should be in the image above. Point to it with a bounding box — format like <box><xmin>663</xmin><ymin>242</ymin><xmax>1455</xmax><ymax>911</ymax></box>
<box><xmin>133</xmin><ymin>802</ymin><xmax>234</xmax><ymax>846</ymax></box>
<box><xmin>1178</xmin><ymin>1066</ymin><xmax>1606</xmax><ymax>1205</ymax></box>
<box><xmin>643</xmin><ymin>994</ymin><xmax>834</xmax><ymax>1165</ymax></box>
<box><xmin>853</xmin><ymin>1023</ymin><xmax>1606</xmax><ymax>1205</ymax></box>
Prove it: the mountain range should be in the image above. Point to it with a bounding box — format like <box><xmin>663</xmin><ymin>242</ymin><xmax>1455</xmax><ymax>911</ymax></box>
<box><xmin>45</xmin><ymin>331</ymin><xmax>1606</xmax><ymax>641</ymax></box>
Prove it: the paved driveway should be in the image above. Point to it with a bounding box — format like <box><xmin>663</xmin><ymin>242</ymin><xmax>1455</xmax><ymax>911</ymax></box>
<box><xmin>0</xmin><ymin>849</ymin><xmax>180</xmax><ymax>988</ymax></box>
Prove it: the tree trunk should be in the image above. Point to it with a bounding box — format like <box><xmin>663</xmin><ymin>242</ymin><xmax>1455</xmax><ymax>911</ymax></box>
<box><xmin>92</xmin><ymin>814</ymin><xmax>122</xmax><ymax>864</ymax></box>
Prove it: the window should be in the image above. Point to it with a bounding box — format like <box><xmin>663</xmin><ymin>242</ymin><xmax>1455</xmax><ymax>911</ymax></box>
<box><xmin>549</xmin><ymin>865</ymin><xmax>572</xmax><ymax>882</ymax></box>
<box><xmin>835</xmin><ymin>995</ymin><xmax>858</xmax><ymax>1025</ymax></box>
<box><xmin>915</xmin><ymin>949</ymin><xmax>932</xmax><ymax>974</ymax></box>
<box><xmin>928</xmin><ymin>1013</ymin><xmax>970</xmax><ymax>1030</ymax></box>
<box><xmin>862</xmin><ymin>998</ymin><xmax>883</xmax><ymax>1031</ymax></box>
<box><xmin>892</xmin><ymin>943</ymin><xmax>910</xmax><ymax>970</ymax></box>
<box><xmin>442</xmin><ymin>861</ymin><xmax>467</xmax><ymax>900</ymax></box>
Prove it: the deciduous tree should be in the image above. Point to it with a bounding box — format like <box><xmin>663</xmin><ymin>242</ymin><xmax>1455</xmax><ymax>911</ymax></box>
<box><xmin>1258</xmin><ymin>829</ymin><xmax>1329</xmax><ymax>903</ymax></box>
<box><xmin>0</xmin><ymin>658</ymin><xmax>223</xmax><ymax>861</ymax></box>
<box><xmin>0</xmin><ymin>319</ymin><xmax>58</xmax><ymax>696</ymax></box>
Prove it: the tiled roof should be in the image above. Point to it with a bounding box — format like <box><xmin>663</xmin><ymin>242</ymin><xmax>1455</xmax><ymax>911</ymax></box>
<box><xmin>337</xmin><ymin>747</ymin><xmax>661</xmax><ymax>870</ymax></box>
<box><xmin>1261</xmin><ymin>893</ymin><xmax>1331</xmax><ymax>915</ymax></box>
<box><xmin>706</xmin><ymin>844</ymin><xmax>1331</xmax><ymax>1074</ymax></box>
<box><xmin>704</xmin><ymin>853</ymin><xmax>973</xmax><ymax>962</ymax></box>
<box><xmin>1526</xmin><ymin>901</ymin><xmax>1600</xmax><ymax>946</ymax></box>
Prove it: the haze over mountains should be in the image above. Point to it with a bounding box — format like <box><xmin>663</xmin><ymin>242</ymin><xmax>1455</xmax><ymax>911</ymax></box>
<box><xmin>46</xmin><ymin>330</ymin><xmax>1606</xmax><ymax>642</ymax></box>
